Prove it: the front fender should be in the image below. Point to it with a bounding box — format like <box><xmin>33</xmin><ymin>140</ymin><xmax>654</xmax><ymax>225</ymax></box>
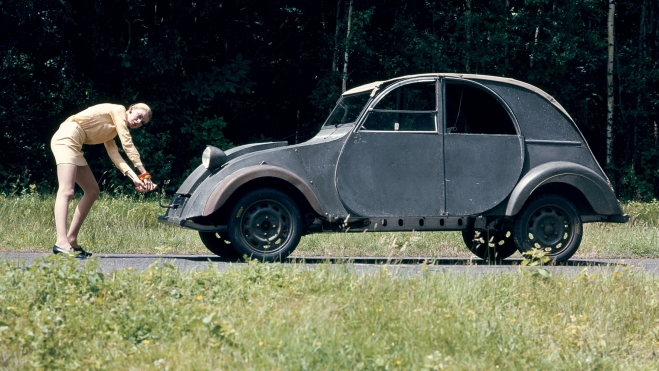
<box><xmin>202</xmin><ymin>165</ymin><xmax>324</xmax><ymax>217</ymax></box>
<box><xmin>505</xmin><ymin>161</ymin><xmax>623</xmax><ymax>216</ymax></box>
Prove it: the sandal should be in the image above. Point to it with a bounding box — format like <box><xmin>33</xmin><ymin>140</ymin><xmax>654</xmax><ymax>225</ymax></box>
<box><xmin>71</xmin><ymin>245</ymin><xmax>93</xmax><ymax>258</ymax></box>
<box><xmin>53</xmin><ymin>245</ymin><xmax>89</xmax><ymax>259</ymax></box>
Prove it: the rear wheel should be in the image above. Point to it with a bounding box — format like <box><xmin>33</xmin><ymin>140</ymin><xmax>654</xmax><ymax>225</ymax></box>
<box><xmin>462</xmin><ymin>230</ymin><xmax>517</xmax><ymax>262</ymax></box>
<box><xmin>513</xmin><ymin>195</ymin><xmax>582</xmax><ymax>263</ymax></box>
<box><xmin>227</xmin><ymin>189</ymin><xmax>302</xmax><ymax>261</ymax></box>
<box><xmin>198</xmin><ymin>232</ymin><xmax>242</xmax><ymax>259</ymax></box>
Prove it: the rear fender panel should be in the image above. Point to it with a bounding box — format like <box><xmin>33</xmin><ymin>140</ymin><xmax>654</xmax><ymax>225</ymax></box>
<box><xmin>505</xmin><ymin>162</ymin><xmax>623</xmax><ymax>216</ymax></box>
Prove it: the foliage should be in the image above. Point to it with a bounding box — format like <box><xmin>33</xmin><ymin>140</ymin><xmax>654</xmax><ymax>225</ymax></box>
<box><xmin>1</xmin><ymin>0</ymin><xmax>658</xmax><ymax>199</ymax></box>
<box><xmin>182</xmin><ymin>55</ymin><xmax>254</xmax><ymax>101</ymax></box>
<box><xmin>1</xmin><ymin>257</ymin><xmax>659</xmax><ymax>369</ymax></box>
<box><xmin>520</xmin><ymin>248</ymin><xmax>552</xmax><ymax>279</ymax></box>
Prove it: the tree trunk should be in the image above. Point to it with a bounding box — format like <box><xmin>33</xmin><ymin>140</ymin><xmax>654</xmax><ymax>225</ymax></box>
<box><xmin>503</xmin><ymin>0</ymin><xmax>510</xmax><ymax>74</ymax></box>
<box><xmin>331</xmin><ymin>0</ymin><xmax>341</xmax><ymax>72</ymax></box>
<box><xmin>296</xmin><ymin>41</ymin><xmax>304</xmax><ymax>144</ymax></box>
<box><xmin>464</xmin><ymin>0</ymin><xmax>472</xmax><ymax>72</ymax></box>
<box><xmin>631</xmin><ymin>0</ymin><xmax>648</xmax><ymax>168</ymax></box>
<box><xmin>606</xmin><ymin>0</ymin><xmax>615</xmax><ymax>170</ymax></box>
<box><xmin>341</xmin><ymin>0</ymin><xmax>353</xmax><ymax>93</ymax></box>
<box><xmin>530</xmin><ymin>7</ymin><xmax>541</xmax><ymax>68</ymax></box>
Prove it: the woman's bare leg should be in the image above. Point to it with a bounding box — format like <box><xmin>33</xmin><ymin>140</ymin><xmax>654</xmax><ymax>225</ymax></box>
<box><xmin>68</xmin><ymin>166</ymin><xmax>100</xmax><ymax>248</ymax></box>
<box><xmin>54</xmin><ymin>164</ymin><xmax>77</xmax><ymax>250</ymax></box>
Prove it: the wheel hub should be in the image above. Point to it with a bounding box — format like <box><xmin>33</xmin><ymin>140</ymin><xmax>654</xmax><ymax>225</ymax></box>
<box><xmin>259</xmin><ymin>219</ymin><xmax>272</xmax><ymax>232</ymax></box>
<box><xmin>541</xmin><ymin>221</ymin><xmax>556</xmax><ymax>237</ymax></box>
<box><xmin>240</xmin><ymin>200</ymin><xmax>291</xmax><ymax>252</ymax></box>
<box><xmin>528</xmin><ymin>207</ymin><xmax>569</xmax><ymax>252</ymax></box>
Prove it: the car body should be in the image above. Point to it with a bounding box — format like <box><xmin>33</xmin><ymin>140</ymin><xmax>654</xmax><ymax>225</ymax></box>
<box><xmin>159</xmin><ymin>73</ymin><xmax>629</xmax><ymax>262</ymax></box>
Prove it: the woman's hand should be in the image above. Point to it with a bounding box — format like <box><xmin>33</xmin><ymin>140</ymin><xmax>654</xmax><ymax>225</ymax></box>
<box><xmin>127</xmin><ymin>169</ymin><xmax>158</xmax><ymax>193</ymax></box>
<box><xmin>138</xmin><ymin>178</ymin><xmax>158</xmax><ymax>193</ymax></box>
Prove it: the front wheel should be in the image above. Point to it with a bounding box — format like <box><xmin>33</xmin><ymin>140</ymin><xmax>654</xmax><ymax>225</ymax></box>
<box><xmin>227</xmin><ymin>189</ymin><xmax>302</xmax><ymax>261</ymax></box>
<box><xmin>513</xmin><ymin>195</ymin><xmax>582</xmax><ymax>263</ymax></box>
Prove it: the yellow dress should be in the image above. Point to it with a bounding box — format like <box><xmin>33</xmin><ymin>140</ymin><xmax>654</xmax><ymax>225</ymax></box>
<box><xmin>50</xmin><ymin>104</ymin><xmax>143</xmax><ymax>174</ymax></box>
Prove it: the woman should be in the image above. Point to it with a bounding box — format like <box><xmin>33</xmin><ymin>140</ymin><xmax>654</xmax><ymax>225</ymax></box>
<box><xmin>50</xmin><ymin>103</ymin><xmax>157</xmax><ymax>258</ymax></box>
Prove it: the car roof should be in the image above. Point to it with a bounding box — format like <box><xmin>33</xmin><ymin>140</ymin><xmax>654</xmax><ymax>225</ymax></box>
<box><xmin>342</xmin><ymin>73</ymin><xmax>572</xmax><ymax>120</ymax></box>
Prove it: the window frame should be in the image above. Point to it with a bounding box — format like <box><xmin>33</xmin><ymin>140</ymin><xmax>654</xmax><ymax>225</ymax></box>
<box><xmin>322</xmin><ymin>91</ymin><xmax>373</xmax><ymax>129</ymax></box>
<box><xmin>442</xmin><ymin>78</ymin><xmax>521</xmax><ymax>136</ymax></box>
<box><xmin>357</xmin><ymin>77</ymin><xmax>440</xmax><ymax>133</ymax></box>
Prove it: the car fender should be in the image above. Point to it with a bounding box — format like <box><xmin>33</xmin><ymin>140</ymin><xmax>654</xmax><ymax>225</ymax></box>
<box><xmin>505</xmin><ymin>161</ymin><xmax>623</xmax><ymax>216</ymax></box>
<box><xmin>202</xmin><ymin>165</ymin><xmax>324</xmax><ymax>217</ymax></box>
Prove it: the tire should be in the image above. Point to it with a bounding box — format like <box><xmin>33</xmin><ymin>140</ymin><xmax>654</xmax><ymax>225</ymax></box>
<box><xmin>462</xmin><ymin>229</ymin><xmax>518</xmax><ymax>262</ymax></box>
<box><xmin>198</xmin><ymin>232</ymin><xmax>243</xmax><ymax>259</ymax></box>
<box><xmin>513</xmin><ymin>195</ymin><xmax>582</xmax><ymax>263</ymax></box>
<box><xmin>227</xmin><ymin>189</ymin><xmax>302</xmax><ymax>261</ymax></box>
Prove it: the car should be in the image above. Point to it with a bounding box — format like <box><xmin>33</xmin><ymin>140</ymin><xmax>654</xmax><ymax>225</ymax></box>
<box><xmin>158</xmin><ymin>73</ymin><xmax>629</xmax><ymax>262</ymax></box>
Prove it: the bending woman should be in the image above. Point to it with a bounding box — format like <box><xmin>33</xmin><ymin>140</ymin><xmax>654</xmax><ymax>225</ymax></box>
<box><xmin>50</xmin><ymin>103</ymin><xmax>157</xmax><ymax>258</ymax></box>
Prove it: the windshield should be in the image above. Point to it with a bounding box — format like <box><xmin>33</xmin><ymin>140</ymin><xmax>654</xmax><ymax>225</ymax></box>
<box><xmin>322</xmin><ymin>92</ymin><xmax>371</xmax><ymax>128</ymax></box>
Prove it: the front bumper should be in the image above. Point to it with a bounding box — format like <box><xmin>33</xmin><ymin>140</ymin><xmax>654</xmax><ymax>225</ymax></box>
<box><xmin>158</xmin><ymin>215</ymin><xmax>227</xmax><ymax>232</ymax></box>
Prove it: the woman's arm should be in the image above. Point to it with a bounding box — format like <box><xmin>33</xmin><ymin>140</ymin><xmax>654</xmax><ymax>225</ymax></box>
<box><xmin>111</xmin><ymin>107</ymin><xmax>144</xmax><ymax>169</ymax></box>
<box><xmin>108</xmin><ymin>106</ymin><xmax>156</xmax><ymax>192</ymax></box>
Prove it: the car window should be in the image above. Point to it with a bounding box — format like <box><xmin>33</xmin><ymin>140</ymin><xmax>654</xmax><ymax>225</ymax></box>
<box><xmin>361</xmin><ymin>81</ymin><xmax>437</xmax><ymax>132</ymax></box>
<box><xmin>445</xmin><ymin>83</ymin><xmax>516</xmax><ymax>135</ymax></box>
<box><xmin>322</xmin><ymin>92</ymin><xmax>371</xmax><ymax>128</ymax></box>
<box><xmin>375</xmin><ymin>82</ymin><xmax>436</xmax><ymax>111</ymax></box>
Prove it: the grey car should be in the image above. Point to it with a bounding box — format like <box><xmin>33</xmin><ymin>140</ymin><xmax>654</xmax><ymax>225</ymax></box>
<box><xmin>159</xmin><ymin>73</ymin><xmax>629</xmax><ymax>262</ymax></box>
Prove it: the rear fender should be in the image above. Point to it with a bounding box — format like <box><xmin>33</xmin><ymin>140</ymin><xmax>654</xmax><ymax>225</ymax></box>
<box><xmin>202</xmin><ymin>165</ymin><xmax>324</xmax><ymax>217</ymax></box>
<box><xmin>505</xmin><ymin>161</ymin><xmax>623</xmax><ymax>216</ymax></box>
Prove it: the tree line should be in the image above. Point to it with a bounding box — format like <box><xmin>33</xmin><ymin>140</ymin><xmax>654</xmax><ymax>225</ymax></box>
<box><xmin>1</xmin><ymin>0</ymin><xmax>658</xmax><ymax>200</ymax></box>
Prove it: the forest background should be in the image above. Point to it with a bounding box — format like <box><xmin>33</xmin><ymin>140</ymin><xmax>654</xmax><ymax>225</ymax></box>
<box><xmin>1</xmin><ymin>0</ymin><xmax>658</xmax><ymax>200</ymax></box>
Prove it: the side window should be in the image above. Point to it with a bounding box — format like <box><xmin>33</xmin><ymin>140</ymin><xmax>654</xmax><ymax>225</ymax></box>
<box><xmin>361</xmin><ymin>81</ymin><xmax>437</xmax><ymax>132</ymax></box>
<box><xmin>445</xmin><ymin>83</ymin><xmax>516</xmax><ymax>135</ymax></box>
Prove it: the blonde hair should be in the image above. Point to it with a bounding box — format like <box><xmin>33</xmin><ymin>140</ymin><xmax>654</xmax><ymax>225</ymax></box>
<box><xmin>129</xmin><ymin>103</ymin><xmax>153</xmax><ymax>123</ymax></box>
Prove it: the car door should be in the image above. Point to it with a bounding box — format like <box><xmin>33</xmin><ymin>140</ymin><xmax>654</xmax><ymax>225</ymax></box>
<box><xmin>442</xmin><ymin>79</ymin><xmax>524</xmax><ymax>215</ymax></box>
<box><xmin>335</xmin><ymin>78</ymin><xmax>445</xmax><ymax>217</ymax></box>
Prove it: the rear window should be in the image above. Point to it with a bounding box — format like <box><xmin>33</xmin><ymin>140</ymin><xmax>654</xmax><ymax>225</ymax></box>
<box><xmin>445</xmin><ymin>83</ymin><xmax>516</xmax><ymax>135</ymax></box>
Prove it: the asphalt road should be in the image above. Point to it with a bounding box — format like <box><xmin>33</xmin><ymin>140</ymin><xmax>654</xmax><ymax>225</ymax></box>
<box><xmin>2</xmin><ymin>252</ymin><xmax>658</xmax><ymax>276</ymax></box>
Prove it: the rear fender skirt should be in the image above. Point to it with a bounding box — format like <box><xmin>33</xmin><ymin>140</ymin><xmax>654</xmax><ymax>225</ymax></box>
<box><xmin>202</xmin><ymin>165</ymin><xmax>324</xmax><ymax>217</ymax></box>
<box><xmin>505</xmin><ymin>161</ymin><xmax>623</xmax><ymax>216</ymax></box>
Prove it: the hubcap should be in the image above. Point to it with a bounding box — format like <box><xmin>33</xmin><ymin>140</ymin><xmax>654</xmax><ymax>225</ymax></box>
<box><xmin>240</xmin><ymin>200</ymin><xmax>291</xmax><ymax>253</ymax></box>
<box><xmin>527</xmin><ymin>206</ymin><xmax>571</xmax><ymax>254</ymax></box>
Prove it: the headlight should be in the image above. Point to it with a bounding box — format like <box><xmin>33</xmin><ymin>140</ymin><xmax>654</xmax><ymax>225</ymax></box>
<box><xmin>202</xmin><ymin>145</ymin><xmax>227</xmax><ymax>170</ymax></box>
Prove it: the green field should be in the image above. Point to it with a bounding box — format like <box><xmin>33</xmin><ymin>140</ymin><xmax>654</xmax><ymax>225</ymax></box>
<box><xmin>0</xmin><ymin>256</ymin><xmax>658</xmax><ymax>370</ymax></box>
<box><xmin>2</xmin><ymin>194</ymin><xmax>659</xmax><ymax>369</ymax></box>
<box><xmin>1</xmin><ymin>192</ymin><xmax>658</xmax><ymax>258</ymax></box>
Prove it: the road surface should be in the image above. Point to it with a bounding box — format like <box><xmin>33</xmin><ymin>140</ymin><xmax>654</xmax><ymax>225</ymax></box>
<box><xmin>2</xmin><ymin>252</ymin><xmax>658</xmax><ymax>275</ymax></box>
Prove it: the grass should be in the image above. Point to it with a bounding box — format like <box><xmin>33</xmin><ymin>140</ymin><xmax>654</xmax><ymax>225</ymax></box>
<box><xmin>0</xmin><ymin>256</ymin><xmax>658</xmax><ymax>370</ymax></box>
<box><xmin>2</xmin><ymin>193</ymin><xmax>658</xmax><ymax>369</ymax></box>
<box><xmin>1</xmin><ymin>192</ymin><xmax>658</xmax><ymax>258</ymax></box>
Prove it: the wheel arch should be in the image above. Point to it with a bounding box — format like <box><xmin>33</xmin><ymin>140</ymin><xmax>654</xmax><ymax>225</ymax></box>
<box><xmin>202</xmin><ymin>165</ymin><xmax>323</xmax><ymax>222</ymax></box>
<box><xmin>505</xmin><ymin>161</ymin><xmax>623</xmax><ymax>217</ymax></box>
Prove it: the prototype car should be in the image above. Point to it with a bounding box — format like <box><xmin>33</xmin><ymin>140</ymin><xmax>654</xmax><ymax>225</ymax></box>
<box><xmin>159</xmin><ymin>73</ymin><xmax>629</xmax><ymax>262</ymax></box>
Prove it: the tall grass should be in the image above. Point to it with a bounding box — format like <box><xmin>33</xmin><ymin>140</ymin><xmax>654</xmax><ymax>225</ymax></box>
<box><xmin>0</xmin><ymin>191</ymin><xmax>207</xmax><ymax>255</ymax></box>
<box><xmin>0</xmin><ymin>256</ymin><xmax>658</xmax><ymax>370</ymax></box>
<box><xmin>1</xmin><ymin>192</ymin><xmax>658</xmax><ymax>258</ymax></box>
